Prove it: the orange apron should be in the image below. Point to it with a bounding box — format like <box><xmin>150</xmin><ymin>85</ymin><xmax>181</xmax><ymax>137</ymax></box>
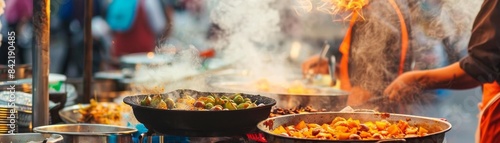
<box><xmin>338</xmin><ymin>0</ymin><xmax>409</xmax><ymax>91</ymax></box>
<box><xmin>476</xmin><ymin>82</ymin><xmax>500</xmax><ymax>143</ymax></box>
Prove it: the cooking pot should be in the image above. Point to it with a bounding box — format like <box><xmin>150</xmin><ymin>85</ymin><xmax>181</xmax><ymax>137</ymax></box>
<box><xmin>33</xmin><ymin>124</ymin><xmax>137</xmax><ymax>143</ymax></box>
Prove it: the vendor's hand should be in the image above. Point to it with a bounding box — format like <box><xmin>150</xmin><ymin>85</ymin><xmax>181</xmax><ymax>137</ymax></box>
<box><xmin>302</xmin><ymin>55</ymin><xmax>329</xmax><ymax>76</ymax></box>
<box><xmin>384</xmin><ymin>71</ymin><xmax>424</xmax><ymax>101</ymax></box>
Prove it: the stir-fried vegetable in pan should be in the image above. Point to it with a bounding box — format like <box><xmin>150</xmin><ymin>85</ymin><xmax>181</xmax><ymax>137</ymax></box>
<box><xmin>78</xmin><ymin>99</ymin><xmax>125</xmax><ymax>125</ymax></box>
<box><xmin>140</xmin><ymin>93</ymin><xmax>264</xmax><ymax>110</ymax></box>
<box><xmin>272</xmin><ymin>117</ymin><xmax>429</xmax><ymax>140</ymax></box>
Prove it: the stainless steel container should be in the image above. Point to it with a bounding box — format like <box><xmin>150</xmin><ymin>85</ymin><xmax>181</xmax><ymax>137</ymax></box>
<box><xmin>33</xmin><ymin>124</ymin><xmax>137</xmax><ymax>143</ymax></box>
<box><xmin>0</xmin><ymin>133</ymin><xmax>63</xmax><ymax>143</ymax></box>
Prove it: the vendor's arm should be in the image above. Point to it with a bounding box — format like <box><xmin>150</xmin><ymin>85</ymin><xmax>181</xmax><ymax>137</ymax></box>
<box><xmin>386</xmin><ymin>0</ymin><xmax>500</xmax><ymax>98</ymax></box>
<box><xmin>423</xmin><ymin>0</ymin><xmax>500</xmax><ymax>88</ymax></box>
<box><xmin>414</xmin><ymin>63</ymin><xmax>481</xmax><ymax>89</ymax></box>
<box><xmin>385</xmin><ymin>63</ymin><xmax>481</xmax><ymax>100</ymax></box>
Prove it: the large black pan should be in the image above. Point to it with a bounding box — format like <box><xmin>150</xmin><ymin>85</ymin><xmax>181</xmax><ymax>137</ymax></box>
<box><xmin>123</xmin><ymin>89</ymin><xmax>276</xmax><ymax>137</ymax></box>
<box><xmin>257</xmin><ymin>112</ymin><xmax>451</xmax><ymax>143</ymax></box>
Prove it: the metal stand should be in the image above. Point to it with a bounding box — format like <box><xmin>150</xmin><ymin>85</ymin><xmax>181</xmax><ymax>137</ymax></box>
<box><xmin>82</xmin><ymin>0</ymin><xmax>94</xmax><ymax>103</ymax></box>
<box><xmin>32</xmin><ymin>0</ymin><xmax>50</xmax><ymax>127</ymax></box>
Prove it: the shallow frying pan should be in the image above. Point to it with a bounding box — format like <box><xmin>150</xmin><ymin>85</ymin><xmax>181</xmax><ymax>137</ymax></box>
<box><xmin>123</xmin><ymin>89</ymin><xmax>276</xmax><ymax>137</ymax></box>
<box><xmin>257</xmin><ymin>112</ymin><xmax>451</xmax><ymax>143</ymax></box>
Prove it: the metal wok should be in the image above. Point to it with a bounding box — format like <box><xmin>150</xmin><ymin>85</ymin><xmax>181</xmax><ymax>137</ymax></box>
<box><xmin>123</xmin><ymin>89</ymin><xmax>276</xmax><ymax>137</ymax></box>
<box><xmin>208</xmin><ymin>75</ymin><xmax>349</xmax><ymax>111</ymax></box>
<box><xmin>257</xmin><ymin>112</ymin><xmax>451</xmax><ymax>143</ymax></box>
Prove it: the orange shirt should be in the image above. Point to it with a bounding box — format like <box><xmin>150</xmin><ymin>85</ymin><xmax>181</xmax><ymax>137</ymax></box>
<box><xmin>479</xmin><ymin>82</ymin><xmax>500</xmax><ymax>143</ymax></box>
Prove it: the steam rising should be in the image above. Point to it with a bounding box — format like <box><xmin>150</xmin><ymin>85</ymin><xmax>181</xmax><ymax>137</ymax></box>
<box><xmin>130</xmin><ymin>0</ymin><xmax>296</xmax><ymax>93</ymax></box>
<box><xmin>345</xmin><ymin>0</ymin><xmax>482</xmax><ymax>113</ymax></box>
<box><xmin>131</xmin><ymin>48</ymin><xmax>202</xmax><ymax>92</ymax></box>
<box><xmin>210</xmin><ymin>0</ymin><xmax>297</xmax><ymax>82</ymax></box>
<box><xmin>128</xmin><ymin>0</ymin><xmax>482</xmax><ymax>114</ymax></box>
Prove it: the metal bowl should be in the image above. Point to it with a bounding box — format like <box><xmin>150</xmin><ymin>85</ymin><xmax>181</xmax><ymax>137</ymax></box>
<box><xmin>0</xmin><ymin>133</ymin><xmax>63</xmax><ymax>143</ymax></box>
<box><xmin>33</xmin><ymin>124</ymin><xmax>137</xmax><ymax>143</ymax></box>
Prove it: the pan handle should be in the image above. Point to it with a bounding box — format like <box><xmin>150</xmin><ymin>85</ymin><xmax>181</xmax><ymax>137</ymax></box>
<box><xmin>376</xmin><ymin>138</ymin><xmax>406</xmax><ymax>143</ymax></box>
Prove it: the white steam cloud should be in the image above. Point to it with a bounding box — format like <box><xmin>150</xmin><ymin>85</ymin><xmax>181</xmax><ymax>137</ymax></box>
<box><xmin>210</xmin><ymin>0</ymin><xmax>298</xmax><ymax>82</ymax></box>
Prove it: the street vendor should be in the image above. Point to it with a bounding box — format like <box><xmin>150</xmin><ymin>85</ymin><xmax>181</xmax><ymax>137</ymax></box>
<box><xmin>384</xmin><ymin>0</ymin><xmax>500</xmax><ymax>142</ymax></box>
<box><xmin>302</xmin><ymin>0</ymin><xmax>481</xmax><ymax>113</ymax></box>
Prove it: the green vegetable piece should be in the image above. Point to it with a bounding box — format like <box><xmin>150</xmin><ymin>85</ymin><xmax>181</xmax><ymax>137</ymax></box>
<box><xmin>237</xmin><ymin>103</ymin><xmax>250</xmax><ymax>109</ymax></box>
<box><xmin>207</xmin><ymin>95</ymin><xmax>216</xmax><ymax>101</ymax></box>
<box><xmin>225</xmin><ymin>101</ymin><xmax>237</xmax><ymax>110</ymax></box>
<box><xmin>229</xmin><ymin>93</ymin><xmax>241</xmax><ymax>100</ymax></box>
<box><xmin>205</xmin><ymin>103</ymin><xmax>214</xmax><ymax>109</ymax></box>
<box><xmin>199</xmin><ymin>96</ymin><xmax>215</xmax><ymax>104</ymax></box>
<box><xmin>233</xmin><ymin>96</ymin><xmax>245</xmax><ymax>104</ymax></box>
<box><xmin>140</xmin><ymin>96</ymin><xmax>151</xmax><ymax>106</ymax></box>
<box><xmin>244</xmin><ymin>98</ymin><xmax>251</xmax><ymax>103</ymax></box>
<box><xmin>150</xmin><ymin>95</ymin><xmax>163</xmax><ymax>107</ymax></box>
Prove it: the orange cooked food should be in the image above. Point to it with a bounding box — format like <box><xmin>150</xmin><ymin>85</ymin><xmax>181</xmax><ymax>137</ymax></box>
<box><xmin>256</xmin><ymin>79</ymin><xmax>318</xmax><ymax>94</ymax></box>
<box><xmin>272</xmin><ymin>117</ymin><xmax>429</xmax><ymax>140</ymax></box>
<box><xmin>78</xmin><ymin>99</ymin><xmax>125</xmax><ymax>125</ymax></box>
